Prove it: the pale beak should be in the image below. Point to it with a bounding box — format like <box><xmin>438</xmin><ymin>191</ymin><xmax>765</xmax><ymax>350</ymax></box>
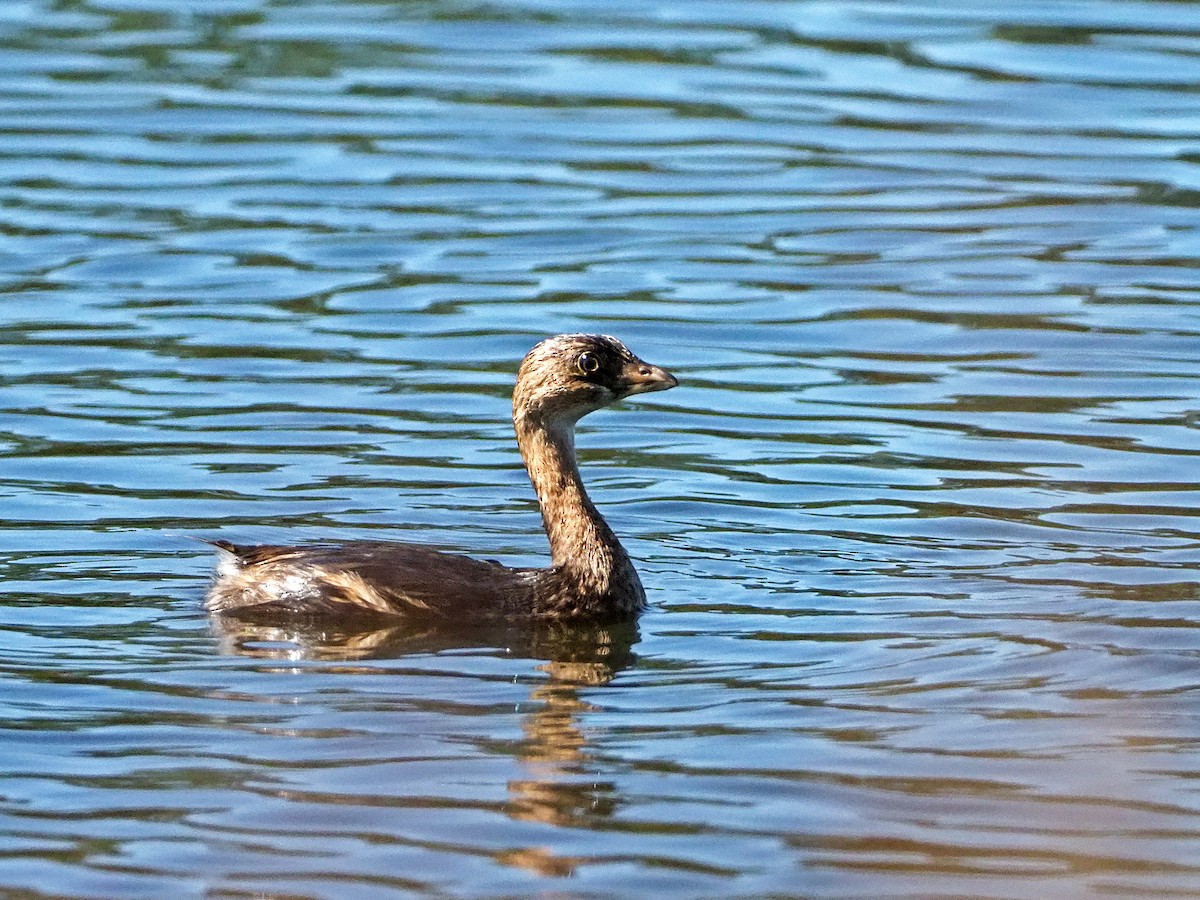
<box><xmin>619</xmin><ymin>360</ymin><xmax>678</xmax><ymax>397</ymax></box>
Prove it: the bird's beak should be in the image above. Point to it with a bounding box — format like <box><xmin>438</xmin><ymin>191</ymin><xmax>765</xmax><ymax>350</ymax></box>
<box><xmin>619</xmin><ymin>359</ymin><xmax>679</xmax><ymax>398</ymax></box>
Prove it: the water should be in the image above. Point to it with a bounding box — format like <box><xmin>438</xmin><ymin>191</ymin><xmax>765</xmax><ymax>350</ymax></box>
<box><xmin>2</xmin><ymin>0</ymin><xmax>1199</xmax><ymax>896</ymax></box>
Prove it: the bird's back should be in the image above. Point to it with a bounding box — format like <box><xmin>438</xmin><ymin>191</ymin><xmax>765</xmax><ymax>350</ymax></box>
<box><xmin>206</xmin><ymin>540</ymin><xmax>533</xmax><ymax>620</ymax></box>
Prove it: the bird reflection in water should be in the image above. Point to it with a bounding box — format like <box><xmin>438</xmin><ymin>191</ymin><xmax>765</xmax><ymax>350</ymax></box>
<box><xmin>209</xmin><ymin>611</ymin><xmax>638</xmax><ymax>878</ymax></box>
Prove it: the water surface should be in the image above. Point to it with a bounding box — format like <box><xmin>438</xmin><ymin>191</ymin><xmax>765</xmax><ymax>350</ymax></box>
<box><xmin>2</xmin><ymin>1</ymin><xmax>1199</xmax><ymax>896</ymax></box>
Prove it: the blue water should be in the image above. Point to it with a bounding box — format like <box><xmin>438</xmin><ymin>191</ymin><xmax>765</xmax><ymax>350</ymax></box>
<box><xmin>2</xmin><ymin>1</ymin><xmax>1200</xmax><ymax>896</ymax></box>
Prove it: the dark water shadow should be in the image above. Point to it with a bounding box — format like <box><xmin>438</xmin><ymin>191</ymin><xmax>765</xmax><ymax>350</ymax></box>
<box><xmin>208</xmin><ymin>610</ymin><xmax>639</xmax><ymax>677</ymax></box>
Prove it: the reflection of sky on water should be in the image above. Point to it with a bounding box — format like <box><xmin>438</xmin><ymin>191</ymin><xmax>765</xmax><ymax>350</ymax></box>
<box><xmin>1</xmin><ymin>1</ymin><xmax>1199</xmax><ymax>896</ymax></box>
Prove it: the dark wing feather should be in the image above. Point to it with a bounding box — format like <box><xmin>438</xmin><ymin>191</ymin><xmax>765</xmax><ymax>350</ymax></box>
<box><xmin>206</xmin><ymin>540</ymin><xmax>533</xmax><ymax>619</ymax></box>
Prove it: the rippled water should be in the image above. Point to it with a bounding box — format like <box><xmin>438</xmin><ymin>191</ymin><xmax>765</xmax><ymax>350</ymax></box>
<box><xmin>3</xmin><ymin>1</ymin><xmax>1200</xmax><ymax>896</ymax></box>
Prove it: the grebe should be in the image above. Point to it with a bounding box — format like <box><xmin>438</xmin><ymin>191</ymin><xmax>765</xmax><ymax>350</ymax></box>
<box><xmin>205</xmin><ymin>334</ymin><xmax>677</xmax><ymax>623</ymax></box>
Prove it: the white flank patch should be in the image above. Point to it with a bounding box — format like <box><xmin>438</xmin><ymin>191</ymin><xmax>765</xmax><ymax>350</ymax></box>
<box><xmin>214</xmin><ymin>549</ymin><xmax>241</xmax><ymax>580</ymax></box>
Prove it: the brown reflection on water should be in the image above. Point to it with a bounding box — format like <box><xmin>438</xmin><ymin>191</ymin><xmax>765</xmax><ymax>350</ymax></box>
<box><xmin>210</xmin><ymin>611</ymin><xmax>634</xmax><ymax>878</ymax></box>
<box><xmin>210</xmin><ymin>611</ymin><xmax>636</xmax><ymax>671</ymax></box>
<box><xmin>500</xmin><ymin>660</ymin><xmax>623</xmax><ymax>878</ymax></box>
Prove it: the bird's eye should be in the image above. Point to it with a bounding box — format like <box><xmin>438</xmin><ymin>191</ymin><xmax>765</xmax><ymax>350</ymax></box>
<box><xmin>577</xmin><ymin>352</ymin><xmax>600</xmax><ymax>375</ymax></box>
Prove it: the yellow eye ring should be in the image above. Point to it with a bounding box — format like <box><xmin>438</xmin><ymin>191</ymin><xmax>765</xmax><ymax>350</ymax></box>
<box><xmin>577</xmin><ymin>352</ymin><xmax>600</xmax><ymax>375</ymax></box>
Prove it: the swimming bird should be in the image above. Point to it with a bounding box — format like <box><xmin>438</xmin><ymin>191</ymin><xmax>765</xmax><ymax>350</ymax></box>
<box><xmin>205</xmin><ymin>334</ymin><xmax>677</xmax><ymax>623</ymax></box>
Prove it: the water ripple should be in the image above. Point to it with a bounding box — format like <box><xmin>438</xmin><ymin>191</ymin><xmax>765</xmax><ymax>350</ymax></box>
<box><xmin>2</xmin><ymin>0</ymin><xmax>1199</xmax><ymax>896</ymax></box>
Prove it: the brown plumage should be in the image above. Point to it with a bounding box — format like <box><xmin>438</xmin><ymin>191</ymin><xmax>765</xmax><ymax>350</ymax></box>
<box><xmin>205</xmin><ymin>334</ymin><xmax>678</xmax><ymax>623</ymax></box>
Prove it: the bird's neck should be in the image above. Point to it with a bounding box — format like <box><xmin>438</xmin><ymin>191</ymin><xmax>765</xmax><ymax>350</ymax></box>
<box><xmin>513</xmin><ymin>409</ymin><xmax>636</xmax><ymax>589</ymax></box>
<box><xmin>514</xmin><ymin>410</ymin><xmax>613</xmax><ymax>563</ymax></box>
